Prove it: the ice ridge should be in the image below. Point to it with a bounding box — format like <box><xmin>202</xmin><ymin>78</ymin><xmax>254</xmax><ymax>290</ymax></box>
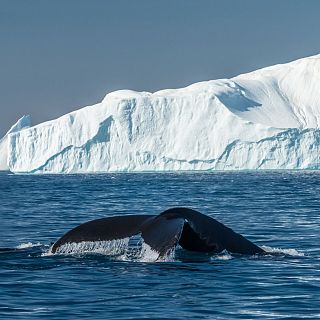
<box><xmin>6</xmin><ymin>54</ymin><xmax>320</xmax><ymax>173</ymax></box>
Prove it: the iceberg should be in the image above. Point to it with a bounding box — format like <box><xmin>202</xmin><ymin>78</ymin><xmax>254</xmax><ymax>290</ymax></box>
<box><xmin>7</xmin><ymin>55</ymin><xmax>320</xmax><ymax>173</ymax></box>
<box><xmin>0</xmin><ymin>115</ymin><xmax>31</xmax><ymax>171</ymax></box>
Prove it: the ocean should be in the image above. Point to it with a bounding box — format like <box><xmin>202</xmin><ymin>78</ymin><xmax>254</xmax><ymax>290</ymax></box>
<box><xmin>0</xmin><ymin>171</ymin><xmax>319</xmax><ymax>319</ymax></box>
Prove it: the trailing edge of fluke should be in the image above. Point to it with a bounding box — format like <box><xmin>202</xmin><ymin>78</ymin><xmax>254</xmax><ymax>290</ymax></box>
<box><xmin>51</xmin><ymin>208</ymin><xmax>265</xmax><ymax>257</ymax></box>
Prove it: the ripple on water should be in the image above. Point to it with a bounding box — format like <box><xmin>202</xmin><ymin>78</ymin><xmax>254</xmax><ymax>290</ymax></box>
<box><xmin>0</xmin><ymin>171</ymin><xmax>319</xmax><ymax>319</ymax></box>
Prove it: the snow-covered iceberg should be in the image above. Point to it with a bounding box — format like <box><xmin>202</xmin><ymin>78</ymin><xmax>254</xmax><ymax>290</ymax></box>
<box><xmin>0</xmin><ymin>115</ymin><xmax>31</xmax><ymax>171</ymax></box>
<box><xmin>7</xmin><ymin>55</ymin><xmax>320</xmax><ymax>173</ymax></box>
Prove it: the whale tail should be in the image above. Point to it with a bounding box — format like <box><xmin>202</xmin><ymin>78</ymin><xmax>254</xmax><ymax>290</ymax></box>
<box><xmin>51</xmin><ymin>208</ymin><xmax>264</xmax><ymax>257</ymax></box>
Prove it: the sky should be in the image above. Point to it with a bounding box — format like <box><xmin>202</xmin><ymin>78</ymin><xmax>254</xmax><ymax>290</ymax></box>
<box><xmin>1</xmin><ymin>0</ymin><xmax>320</xmax><ymax>136</ymax></box>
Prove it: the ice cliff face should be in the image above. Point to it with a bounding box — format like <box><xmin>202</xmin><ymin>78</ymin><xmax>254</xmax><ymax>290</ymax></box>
<box><xmin>0</xmin><ymin>115</ymin><xmax>31</xmax><ymax>170</ymax></box>
<box><xmin>7</xmin><ymin>55</ymin><xmax>320</xmax><ymax>173</ymax></box>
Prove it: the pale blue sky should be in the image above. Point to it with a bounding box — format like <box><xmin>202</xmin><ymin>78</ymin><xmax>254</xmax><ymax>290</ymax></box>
<box><xmin>1</xmin><ymin>0</ymin><xmax>320</xmax><ymax>136</ymax></box>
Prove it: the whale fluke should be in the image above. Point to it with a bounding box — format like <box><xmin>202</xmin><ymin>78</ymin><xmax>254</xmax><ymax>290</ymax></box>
<box><xmin>141</xmin><ymin>215</ymin><xmax>185</xmax><ymax>256</ymax></box>
<box><xmin>51</xmin><ymin>208</ymin><xmax>265</xmax><ymax>256</ymax></box>
<box><xmin>51</xmin><ymin>215</ymin><xmax>155</xmax><ymax>253</ymax></box>
<box><xmin>160</xmin><ymin>208</ymin><xmax>264</xmax><ymax>255</ymax></box>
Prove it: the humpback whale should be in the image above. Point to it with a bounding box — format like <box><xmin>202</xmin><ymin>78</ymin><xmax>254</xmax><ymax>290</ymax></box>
<box><xmin>51</xmin><ymin>207</ymin><xmax>265</xmax><ymax>257</ymax></box>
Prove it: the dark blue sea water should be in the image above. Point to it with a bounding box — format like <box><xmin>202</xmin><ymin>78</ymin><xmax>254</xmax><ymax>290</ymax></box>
<box><xmin>0</xmin><ymin>171</ymin><xmax>319</xmax><ymax>319</ymax></box>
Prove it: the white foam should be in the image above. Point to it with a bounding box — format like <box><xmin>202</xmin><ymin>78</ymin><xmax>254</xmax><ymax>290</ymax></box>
<box><xmin>261</xmin><ymin>245</ymin><xmax>305</xmax><ymax>257</ymax></box>
<box><xmin>211</xmin><ymin>251</ymin><xmax>233</xmax><ymax>261</ymax></box>
<box><xmin>138</xmin><ymin>242</ymin><xmax>175</xmax><ymax>262</ymax></box>
<box><xmin>115</xmin><ymin>242</ymin><xmax>160</xmax><ymax>262</ymax></box>
<box><xmin>16</xmin><ymin>242</ymin><xmax>41</xmax><ymax>249</ymax></box>
<box><xmin>43</xmin><ymin>240</ymin><xmax>305</xmax><ymax>261</ymax></box>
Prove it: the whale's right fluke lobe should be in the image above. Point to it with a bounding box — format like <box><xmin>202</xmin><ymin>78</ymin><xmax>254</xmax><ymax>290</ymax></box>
<box><xmin>161</xmin><ymin>208</ymin><xmax>265</xmax><ymax>255</ymax></box>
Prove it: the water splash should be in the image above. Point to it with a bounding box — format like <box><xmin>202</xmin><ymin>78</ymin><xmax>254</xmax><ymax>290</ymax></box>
<box><xmin>16</xmin><ymin>242</ymin><xmax>42</xmax><ymax>249</ymax></box>
<box><xmin>139</xmin><ymin>243</ymin><xmax>175</xmax><ymax>262</ymax></box>
<box><xmin>211</xmin><ymin>251</ymin><xmax>233</xmax><ymax>261</ymax></box>
<box><xmin>115</xmin><ymin>242</ymin><xmax>161</xmax><ymax>262</ymax></box>
<box><xmin>44</xmin><ymin>237</ymin><xmax>175</xmax><ymax>262</ymax></box>
<box><xmin>261</xmin><ymin>245</ymin><xmax>304</xmax><ymax>257</ymax></box>
<box><xmin>45</xmin><ymin>238</ymin><xmax>129</xmax><ymax>256</ymax></box>
<box><xmin>43</xmin><ymin>240</ymin><xmax>305</xmax><ymax>261</ymax></box>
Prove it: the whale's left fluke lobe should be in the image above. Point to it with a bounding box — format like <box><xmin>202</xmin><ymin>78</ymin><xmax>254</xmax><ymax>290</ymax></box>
<box><xmin>51</xmin><ymin>215</ymin><xmax>155</xmax><ymax>253</ymax></box>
